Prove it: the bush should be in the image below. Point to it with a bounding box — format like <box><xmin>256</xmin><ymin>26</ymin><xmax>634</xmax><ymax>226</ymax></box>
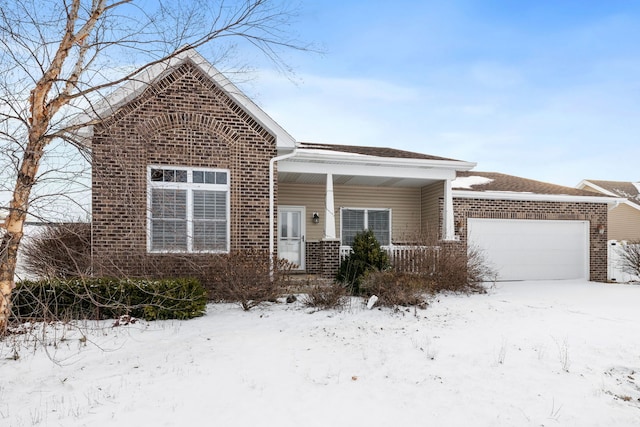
<box><xmin>302</xmin><ymin>281</ymin><xmax>347</xmax><ymax>310</ymax></box>
<box><xmin>21</xmin><ymin>222</ymin><xmax>91</xmax><ymax>279</ymax></box>
<box><xmin>337</xmin><ymin>229</ymin><xmax>390</xmax><ymax>295</ymax></box>
<box><xmin>358</xmin><ymin>241</ymin><xmax>493</xmax><ymax>308</ymax></box>
<box><xmin>619</xmin><ymin>240</ymin><xmax>640</xmax><ymax>278</ymax></box>
<box><xmin>11</xmin><ymin>277</ymin><xmax>207</xmax><ymax>321</ymax></box>
<box><xmin>360</xmin><ymin>270</ymin><xmax>430</xmax><ymax>308</ymax></box>
<box><xmin>207</xmin><ymin>249</ymin><xmax>294</xmax><ymax>310</ymax></box>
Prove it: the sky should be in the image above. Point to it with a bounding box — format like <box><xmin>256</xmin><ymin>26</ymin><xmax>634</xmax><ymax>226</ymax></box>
<box><xmin>236</xmin><ymin>0</ymin><xmax>640</xmax><ymax>187</ymax></box>
<box><xmin>3</xmin><ymin>0</ymin><xmax>640</xmax><ymax>221</ymax></box>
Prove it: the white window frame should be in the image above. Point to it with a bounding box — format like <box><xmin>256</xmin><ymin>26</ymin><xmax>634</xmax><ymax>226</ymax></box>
<box><xmin>147</xmin><ymin>165</ymin><xmax>230</xmax><ymax>253</ymax></box>
<box><xmin>340</xmin><ymin>207</ymin><xmax>392</xmax><ymax>247</ymax></box>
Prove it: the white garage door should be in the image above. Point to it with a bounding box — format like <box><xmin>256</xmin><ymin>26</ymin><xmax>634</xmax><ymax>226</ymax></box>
<box><xmin>467</xmin><ymin>219</ymin><xmax>589</xmax><ymax>281</ymax></box>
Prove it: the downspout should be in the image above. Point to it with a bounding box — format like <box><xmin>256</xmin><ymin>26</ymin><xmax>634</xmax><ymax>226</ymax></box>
<box><xmin>269</xmin><ymin>147</ymin><xmax>298</xmax><ymax>266</ymax></box>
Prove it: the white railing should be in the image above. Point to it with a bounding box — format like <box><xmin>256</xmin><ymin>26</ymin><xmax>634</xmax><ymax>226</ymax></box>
<box><xmin>340</xmin><ymin>245</ymin><xmax>440</xmax><ymax>273</ymax></box>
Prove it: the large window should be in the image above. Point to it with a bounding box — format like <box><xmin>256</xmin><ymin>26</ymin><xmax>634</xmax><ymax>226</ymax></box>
<box><xmin>148</xmin><ymin>166</ymin><xmax>229</xmax><ymax>252</ymax></box>
<box><xmin>340</xmin><ymin>208</ymin><xmax>391</xmax><ymax>246</ymax></box>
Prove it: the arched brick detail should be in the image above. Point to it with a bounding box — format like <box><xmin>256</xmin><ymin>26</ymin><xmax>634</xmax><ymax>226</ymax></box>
<box><xmin>137</xmin><ymin>112</ymin><xmax>240</xmax><ymax>147</ymax></box>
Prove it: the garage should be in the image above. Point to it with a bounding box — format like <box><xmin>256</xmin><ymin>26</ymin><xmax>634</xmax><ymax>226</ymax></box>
<box><xmin>467</xmin><ymin>218</ymin><xmax>590</xmax><ymax>281</ymax></box>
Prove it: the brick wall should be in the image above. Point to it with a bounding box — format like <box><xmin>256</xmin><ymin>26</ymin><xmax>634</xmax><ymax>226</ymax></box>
<box><xmin>91</xmin><ymin>60</ymin><xmax>277</xmax><ymax>284</ymax></box>
<box><xmin>306</xmin><ymin>239</ymin><xmax>341</xmax><ymax>278</ymax></box>
<box><xmin>451</xmin><ymin>198</ymin><xmax>608</xmax><ymax>282</ymax></box>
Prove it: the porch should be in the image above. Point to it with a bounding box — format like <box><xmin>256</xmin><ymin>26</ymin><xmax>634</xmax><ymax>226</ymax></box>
<box><xmin>274</xmin><ymin>142</ymin><xmax>475</xmax><ymax>278</ymax></box>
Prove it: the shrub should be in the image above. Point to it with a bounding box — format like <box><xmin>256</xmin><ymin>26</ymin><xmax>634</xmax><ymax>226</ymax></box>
<box><xmin>207</xmin><ymin>249</ymin><xmax>294</xmax><ymax>310</ymax></box>
<box><xmin>21</xmin><ymin>222</ymin><xmax>91</xmax><ymax>279</ymax></box>
<box><xmin>302</xmin><ymin>281</ymin><xmax>348</xmax><ymax>310</ymax></box>
<box><xmin>358</xmin><ymin>240</ymin><xmax>493</xmax><ymax>308</ymax></box>
<box><xmin>429</xmin><ymin>243</ymin><xmax>492</xmax><ymax>293</ymax></box>
<box><xmin>360</xmin><ymin>270</ymin><xmax>430</xmax><ymax>308</ymax></box>
<box><xmin>337</xmin><ymin>229</ymin><xmax>390</xmax><ymax>295</ymax></box>
<box><xmin>619</xmin><ymin>240</ymin><xmax>640</xmax><ymax>278</ymax></box>
<box><xmin>11</xmin><ymin>277</ymin><xmax>207</xmax><ymax>321</ymax></box>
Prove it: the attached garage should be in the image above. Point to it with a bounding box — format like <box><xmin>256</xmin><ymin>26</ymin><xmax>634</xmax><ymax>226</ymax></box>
<box><xmin>453</xmin><ymin>171</ymin><xmax>619</xmax><ymax>283</ymax></box>
<box><xmin>467</xmin><ymin>218</ymin><xmax>589</xmax><ymax>281</ymax></box>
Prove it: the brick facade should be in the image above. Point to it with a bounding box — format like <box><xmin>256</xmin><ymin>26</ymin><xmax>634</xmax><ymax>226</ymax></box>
<box><xmin>306</xmin><ymin>239</ymin><xmax>341</xmax><ymax>278</ymax></box>
<box><xmin>91</xmin><ymin>60</ymin><xmax>277</xmax><ymax>283</ymax></box>
<box><xmin>451</xmin><ymin>198</ymin><xmax>608</xmax><ymax>282</ymax></box>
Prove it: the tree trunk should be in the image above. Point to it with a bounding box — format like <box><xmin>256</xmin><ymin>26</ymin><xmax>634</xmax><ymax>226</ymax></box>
<box><xmin>0</xmin><ymin>134</ymin><xmax>46</xmax><ymax>333</ymax></box>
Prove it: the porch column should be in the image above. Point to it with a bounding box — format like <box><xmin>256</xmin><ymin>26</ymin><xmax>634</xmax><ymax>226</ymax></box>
<box><xmin>324</xmin><ymin>173</ymin><xmax>336</xmax><ymax>239</ymax></box>
<box><xmin>443</xmin><ymin>179</ymin><xmax>455</xmax><ymax>240</ymax></box>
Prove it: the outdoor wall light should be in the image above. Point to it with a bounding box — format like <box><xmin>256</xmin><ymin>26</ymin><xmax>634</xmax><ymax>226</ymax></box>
<box><xmin>455</xmin><ymin>220</ymin><xmax>464</xmax><ymax>234</ymax></box>
<box><xmin>597</xmin><ymin>224</ymin><xmax>605</xmax><ymax>235</ymax></box>
<box><xmin>312</xmin><ymin>212</ymin><xmax>320</xmax><ymax>224</ymax></box>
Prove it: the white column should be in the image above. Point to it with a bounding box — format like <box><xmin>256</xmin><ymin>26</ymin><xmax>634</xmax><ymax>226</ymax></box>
<box><xmin>443</xmin><ymin>179</ymin><xmax>455</xmax><ymax>240</ymax></box>
<box><xmin>324</xmin><ymin>173</ymin><xmax>336</xmax><ymax>239</ymax></box>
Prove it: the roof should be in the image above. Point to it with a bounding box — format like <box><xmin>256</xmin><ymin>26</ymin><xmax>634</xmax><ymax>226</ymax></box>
<box><xmin>453</xmin><ymin>171</ymin><xmax>620</xmax><ymax>204</ymax></box>
<box><xmin>297</xmin><ymin>142</ymin><xmax>460</xmax><ymax>162</ymax></box>
<box><xmin>579</xmin><ymin>180</ymin><xmax>640</xmax><ymax>208</ymax></box>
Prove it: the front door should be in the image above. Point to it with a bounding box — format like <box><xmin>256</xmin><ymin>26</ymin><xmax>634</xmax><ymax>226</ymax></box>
<box><xmin>278</xmin><ymin>206</ymin><xmax>305</xmax><ymax>270</ymax></box>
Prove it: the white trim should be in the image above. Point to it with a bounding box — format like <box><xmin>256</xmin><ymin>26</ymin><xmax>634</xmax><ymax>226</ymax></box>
<box><xmin>443</xmin><ymin>179</ymin><xmax>455</xmax><ymax>241</ymax></box>
<box><xmin>286</xmin><ymin>148</ymin><xmax>476</xmax><ymax>170</ymax></box>
<box><xmin>147</xmin><ymin>165</ymin><xmax>230</xmax><ymax>253</ymax></box>
<box><xmin>279</xmin><ymin>161</ymin><xmax>458</xmax><ymax>181</ymax></box>
<box><xmin>453</xmin><ymin>189</ymin><xmax>623</xmax><ymax>205</ymax></box>
<box><xmin>324</xmin><ymin>174</ymin><xmax>336</xmax><ymax>239</ymax></box>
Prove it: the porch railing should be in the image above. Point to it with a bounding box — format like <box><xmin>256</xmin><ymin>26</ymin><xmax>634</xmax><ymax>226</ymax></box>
<box><xmin>339</xmin><ymin>245</ymin><xmax>440</xmax><ymax>273</ymax></box>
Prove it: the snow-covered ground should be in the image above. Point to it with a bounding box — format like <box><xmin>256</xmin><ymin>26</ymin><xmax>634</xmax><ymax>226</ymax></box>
<box><xmin>3</xmin><ymin>280</ymin><xmax>640</xmax><ymax>427</ymax></box>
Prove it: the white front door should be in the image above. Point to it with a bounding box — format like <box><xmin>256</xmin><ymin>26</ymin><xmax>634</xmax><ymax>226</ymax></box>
<box><xmin>278</xmin><ymin>206</ymin><xmax>305</xmax><ymax>270</ymax></box>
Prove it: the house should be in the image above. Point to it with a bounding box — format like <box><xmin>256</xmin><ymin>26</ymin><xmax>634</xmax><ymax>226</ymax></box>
<box><xmin>89</xmin><ymin>49</ymin><xmax>617</xmax><ymax>284</ymax></box>
<box><xmin>576</xmin><ymin>180</ymin><xmax>640</xmax><ymax>241</ymax></box>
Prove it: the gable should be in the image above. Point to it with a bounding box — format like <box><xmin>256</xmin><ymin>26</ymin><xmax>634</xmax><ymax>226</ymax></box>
<box><xmin>86</xmin><ymin>49</ymin><xmax>294</xmax><ymax>151</ymax></box>
<box><xmin>97</xmin><ymin>61</ymin><xmax>274</xmax><ymax>147</ymax></box>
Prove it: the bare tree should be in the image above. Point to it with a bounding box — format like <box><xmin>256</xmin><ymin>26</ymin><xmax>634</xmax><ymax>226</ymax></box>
<box><xmin>619</xmin><ymin>240</ymin><xmax>640</xmax><ymax>279</ymax></box>
<box><xmin>0</xmin><ymin>0</ymin><xmax>309</xmax><ymax>332</ymax></box>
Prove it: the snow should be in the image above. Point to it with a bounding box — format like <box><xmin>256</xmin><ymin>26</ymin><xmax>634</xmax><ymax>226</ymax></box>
<box><xmin>3</xmin><ymin>280</ymin><xmax>640</xmax><ymax>426</ymax></box>
<box><xmin>452</xmin><ymin>175</ymin><xmax>493</xmax><ymax>189</ymax></box>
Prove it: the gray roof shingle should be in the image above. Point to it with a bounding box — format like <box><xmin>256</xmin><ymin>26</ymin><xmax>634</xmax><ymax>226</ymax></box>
<box><xmin>297</xmin><ymin>142</ymin><xmax>460</xmax><ymax>162</ymax></box>
<box><xmin>456</xmin><ymin>171</ymin><xmax>608</xmax><ymax>197</ymax></box>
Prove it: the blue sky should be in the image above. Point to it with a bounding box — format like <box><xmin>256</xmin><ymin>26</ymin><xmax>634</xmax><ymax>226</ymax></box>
<box><xmin>236</xmin><ymin>0</ymin><xmax>640</xmax><ymax>187</ymax></box>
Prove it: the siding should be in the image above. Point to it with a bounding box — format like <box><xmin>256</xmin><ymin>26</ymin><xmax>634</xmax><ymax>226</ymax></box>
<box><xmin>278</xmin><ymin>183</ymin><xmax>421</xmax><ymax>243</ymax></box>
<box><xmin>609</xmin><ymin>203</ymin><xmax>640</xmax><ymax>241</ymax></box>
<box><xmin>421</xmin><ymin>181</ymin><xmax>443</xmax><ymax>237</ymax></box>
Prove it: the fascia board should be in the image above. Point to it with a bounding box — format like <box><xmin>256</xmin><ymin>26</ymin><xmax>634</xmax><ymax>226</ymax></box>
<box><xmin>291</xmin><ymin>149</ymin><xmax>477</xmax><ymax>171</ymax></box>
<box><xmin>278</xmin><ymin>160</ymin><xmax>457</xmax><ymax>180</ymax></box>
<box><xmin>453</xmin><ymin>189</ymin><xmax>624</xmax><ymax>205</ymax></box>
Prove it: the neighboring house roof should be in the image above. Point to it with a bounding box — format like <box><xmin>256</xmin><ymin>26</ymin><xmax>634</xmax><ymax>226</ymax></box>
<box><xmin>577</xmin><ymin>180</ymin><xmax>640</xmax><ymax>211</ymax></box>
<box><xmin>79</xmin><ymin>48</ymin><xmax>296</xmax><ymax>151</ymax></box>
<box><xmin>453</xmin><ymin>171</ymin><xmax>621</xmax><ymax>204</ymax></box>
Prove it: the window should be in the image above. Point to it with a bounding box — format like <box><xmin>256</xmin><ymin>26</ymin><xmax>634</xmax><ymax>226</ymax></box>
<box><xmin>341</xmin><ymin>208</ymin><xmax>391</xmax><ymax>246</ymax></box>
<box><xmin>148</xmin><ymin>166</ymin><xmax>229</xmax><ymax>252</ymax></box>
